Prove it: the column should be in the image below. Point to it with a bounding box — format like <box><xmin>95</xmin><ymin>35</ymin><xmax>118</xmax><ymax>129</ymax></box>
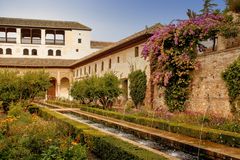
<box><xmin>16</xmin><ymin>28</ymin><xmax>21</xmax><ymax>44</ymax></box>
<box><xmin>41</xmin><ymin>29</ymin><xmax>45</xmax><ymax>45</ymax></box>
<box><xmin>56</xmin><ymin>71</ymin><xmax>61</xmax><ymax>97</ymax></box>
<box><xmin>56</xmin><ymin>83</ymin><xmax>60</xmax><ymax>98</ymax></box>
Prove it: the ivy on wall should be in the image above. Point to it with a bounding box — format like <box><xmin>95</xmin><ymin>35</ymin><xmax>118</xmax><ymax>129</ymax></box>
<box><xmin>222</xmin><ymin>56</ymin><xmax>240</xmax><ymax>115</ymax></box>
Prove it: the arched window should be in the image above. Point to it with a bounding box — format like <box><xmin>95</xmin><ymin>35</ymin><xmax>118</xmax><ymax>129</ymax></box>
<box><xmin>6</xmin><ymin>48</ymin><xmax>12</xmax><ymax>55</ymax></box>
<box><xmin>23</xmin><ymin>49</ymin><xmax>29</xmax><ymax>55</ymax></box>
<box><xmin>56</xmin><ymin>50</ymin><xmax>61</xmax><ymax>56</ymax></box>
<box><xmin>0</xmin><ymin>48</ymin><xmax>3</xmax><ymax>54</ymax></box>
<box><xmin>48</xmin><ymin>49</ymin><xmax>53</xmax><ymax>56</ymax></box>
<box><xmin>32</xmin><ymin>49</ymin><xmax>37</xmax><ymax>56</ymax></box>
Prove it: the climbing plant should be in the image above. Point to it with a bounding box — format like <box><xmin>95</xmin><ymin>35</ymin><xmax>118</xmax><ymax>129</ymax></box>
<box><xmin>142</xmin><ymin>14</ymin><xmax>226</xmax><ymax>112</ymax></box>
<box><xmin>128</xmin><ymin>70</ymin><xmax>147</xmax><ymax>108</ymax></box>
<box><xmin>222</xmin><ymin>56</ymin><xmax>240</xmax><ymax>115</ymax></box>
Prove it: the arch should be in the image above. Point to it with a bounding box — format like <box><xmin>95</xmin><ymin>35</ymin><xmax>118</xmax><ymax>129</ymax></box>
<box><xmin>60</xmin><ymin>77</ymin><xmax>70</xmax><ymax>99</ymax></box>
<box><xmin>23</xmin><ymin>48</ymin><xmax>29</xmax><ymax>55</ymax></box>
<box><xmin>6</xmin><ymin>48</ymin><xmax>12</xmax><ymax>55</ymax></box>
<box><xmin>47</xmin><ymin>77</ymin><xmax>57</xmax><ymax>99</ymax></box>
<box><xmin>0</xmin><ymin>48</ymin><xmax>3</xmax><ymax>54</ymax></box>
<box><xmin>48</xmin><ymin>49</ymin><xmax>53</xmax><ymax>56</ymax></box>
<box><xmin>32</xmin><ymin>49</ymin><xmax>37</xmax><ymax>56</ymax></box>
<box><xmin>56</xmin><ymin>50</ymin><xmax>61</xmax><ymax>56</ymax></box>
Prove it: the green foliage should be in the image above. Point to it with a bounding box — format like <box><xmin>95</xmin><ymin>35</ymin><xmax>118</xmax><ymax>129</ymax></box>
<box><xmin>0</xmin><ymin>70</ymin><xmax>51</xmax><ymax>112</ymax></box>
<box><xmin>41</xmin><ymin>145</ymin><xmax>62</xmax><ymax>160</ymax></box>
<box><xmin>222</xmin><ymin>56</ymin><xmax>240</xmax><ymax>115</ymax></box>
<box><xmin>41</xmin><ymin>144</ymin><xmax>87</xmax><ymax>160</ymax></box>
<box><xmin>165</xmin><ymin>81</ymin><xmax>189</xmax><ymax>112</ymax></box>
<box><xmin>98</xmin><ymin>72</ymin><xmax>122</xmax><ymax>108</ymax></box>
<box><xmin>70</xmin><ymin>72</ymin><xmax>121</xmax><ymax>108</ymax></box>
<box><xmin>70</xmin><ymin>80</ymin><xmax>87</xmax><ymax>104</ymax></box>
<box><xmin>225</xmin><ymin>0</ymin><xmax>240</xmax><ymax>13</ymax></box>
<box><xmin>0</xmin><ymin>104</ymin><xmax>87</xmax><ymax>160</ymax></box>
<box><xmin>219</xmin><ymin>14</ymin><xmax>239</xmax><ymax>38</ymax></box>
<box><xmin>20</xmin><ymin>71</ymin><xmax>51</xmax><ymax>100</ymax></box>
<box><xmin>0</xmin><ymin>70</ymin><xmax>20</xmax><ymax>110</ymax></box>
<box><xmin>128</xmin><ymin>70</ymin><xmax>147</xmax><ymax>107</ymax></box>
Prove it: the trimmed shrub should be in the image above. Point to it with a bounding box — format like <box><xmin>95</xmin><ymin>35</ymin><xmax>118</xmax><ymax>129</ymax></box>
<box><xmin>128</xmin><ymin>70</ymin><xmax>147</xmax><ymax>108</ymax></box>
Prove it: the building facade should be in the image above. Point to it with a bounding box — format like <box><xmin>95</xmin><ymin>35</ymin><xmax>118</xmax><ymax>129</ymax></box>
<box><xmin>0</xmin><ymin>17</ymin><xmax>108</xmax><ymax>59</ymax></box>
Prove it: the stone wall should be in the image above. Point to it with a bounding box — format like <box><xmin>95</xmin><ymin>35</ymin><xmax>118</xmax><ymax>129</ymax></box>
<box><xmin>188</xmin><ymin>47</ymin><xmax>240</xmax><ymax>117</ymax></box>
<box><xmin>150</xmin><ymin>47</ymin><xmax>240</xmax><ymax>118</ymax></box>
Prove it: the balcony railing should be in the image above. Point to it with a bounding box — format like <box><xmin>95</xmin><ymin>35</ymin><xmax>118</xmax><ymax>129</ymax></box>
<box><xmin>21</xmin><ymin>38</ymin><xmax>31</xmax><ymax>44</ymax></box>
<box><xmin>0</xmin><ymin>37</ymin><xmax>16</xmax><ymax>43</ymax></box>
<box><xmin>21</xmin><ymin>38</ymin><xmax>41</xmax><ymax>44</ymax></box>
<box><xmin>7</xmin><ymin>37</ymin><xmax>16</xmax><ymax>43</ymax></box>
<box><xmin>0</xmin><ymin>37</ymin><xmax>5</xmax><ymax>43</ymax></box>
<box><xmin>46</xmin><ymin>39</ymin><xmax>64</xmax><ymax>45</ymax></box>
<box><xmin>32</xmin><ymin>38</ymin><xmax>41</xmax><ymax>44</ymax></box>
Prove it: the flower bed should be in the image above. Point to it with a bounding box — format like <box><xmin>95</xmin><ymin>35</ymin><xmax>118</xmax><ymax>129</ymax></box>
<box><xmin>0</xmin><ymin>103</ymin><xmax>87</xmax><ymax>160</ymax></box>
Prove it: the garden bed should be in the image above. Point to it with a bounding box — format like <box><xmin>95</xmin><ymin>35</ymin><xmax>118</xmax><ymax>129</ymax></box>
<box><xmin>0</xmin><ymin>103</ymin><xmax>88</xmax><ymax>160</ymax></box>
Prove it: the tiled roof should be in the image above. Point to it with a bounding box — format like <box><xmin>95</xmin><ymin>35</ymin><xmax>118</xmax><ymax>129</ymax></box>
<box><xmin>0</xmin><ymin>17</ymin><xmax>91</xmax><ymax>30</ymax></box>
<box><xmin>0</xmin><ymin>58</ymin><xmax>76</xmax><ymax>68</ymax></box>
<box><xmin>71</xmin><ymin>23</ymin><xmax>162</xmax><ymax>67</ymax></box>
<box><xmin>90</xmin><ymin>41</ymin><xmax>114</xmax><ymax>49</ymax></box>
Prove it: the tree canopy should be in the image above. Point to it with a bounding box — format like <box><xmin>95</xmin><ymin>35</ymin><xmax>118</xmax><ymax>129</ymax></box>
<box><xmin>0</xmin><ymin>70</ymin><xmax>51</xmax><ymax>111</ymax></box>
<box><xmin>70</xmin><ymin>72</ymin><xmax>121</xmax><ymax>108</ymax></box>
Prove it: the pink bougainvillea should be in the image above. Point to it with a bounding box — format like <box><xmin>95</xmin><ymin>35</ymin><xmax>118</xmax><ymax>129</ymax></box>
<box><xmin>142</xmin><ymin>14</ymin><xmax>224</xmax><ymax>111</ymax></box>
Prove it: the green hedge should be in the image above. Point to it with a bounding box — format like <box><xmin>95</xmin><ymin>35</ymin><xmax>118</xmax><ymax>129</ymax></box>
<box><xmin>46</xmin><ymin>100</ymin><xmax>240</xmax><ymax>148</ymax></box>
<box><xmin>37</xmin><ymin>107</ymin><xmax>167</xmax><ymax>160</ymax></box>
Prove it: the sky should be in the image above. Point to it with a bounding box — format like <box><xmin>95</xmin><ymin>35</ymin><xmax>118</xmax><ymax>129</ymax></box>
<box><xmin>0</xmin><ymin>0</ymin><xmax>226</xmax><ymax>42</ymax></box>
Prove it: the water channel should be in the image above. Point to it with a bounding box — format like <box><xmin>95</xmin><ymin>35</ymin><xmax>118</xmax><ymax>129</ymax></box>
<box><xmin>61</xmin><ymin>112</ymin><xmax>203</xmax><ymax>160</ymax></box>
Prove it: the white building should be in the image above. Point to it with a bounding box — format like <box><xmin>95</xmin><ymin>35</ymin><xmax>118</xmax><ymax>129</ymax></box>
<box><xmin>0</xmin><ymin>17</ymin><xmax>112</xmax><ymax>59</ymax></box>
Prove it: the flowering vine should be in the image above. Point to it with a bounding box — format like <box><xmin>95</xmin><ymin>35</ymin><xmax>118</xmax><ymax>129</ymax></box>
<box><xmin>142</xmin><ymin>14</ymin><xmax>224</xmax><ymax>112</ymax></box>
